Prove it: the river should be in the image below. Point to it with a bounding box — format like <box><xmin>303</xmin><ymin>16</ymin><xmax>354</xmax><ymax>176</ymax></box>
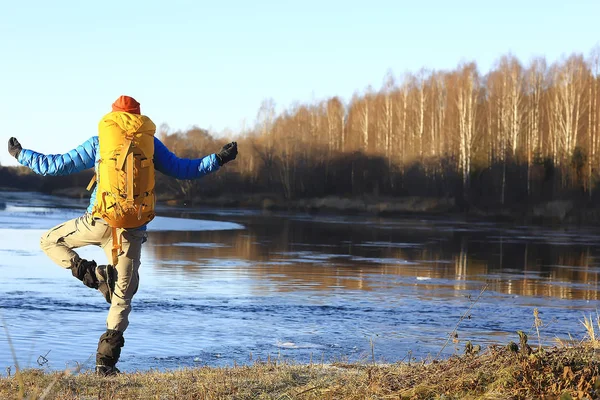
<box><xmin>0</xmin><ymin>191</ymin><xmax>598</xmax><ymax>373</ymax></box>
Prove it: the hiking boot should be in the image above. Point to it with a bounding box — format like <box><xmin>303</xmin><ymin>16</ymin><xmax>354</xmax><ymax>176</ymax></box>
<box><xmin>96</xmin><ymin>364</ymin><xmax>120</xmax><ymax>377</ymax></box>
<box><xmin>70</xmin><ymin>259</ymin><xmax>98</xmax><ymax>289</ymax></box>
<box><xmin>96</xmin><ymin>265</ymin><xmax>116</xmax><ymax>304</ymax></box>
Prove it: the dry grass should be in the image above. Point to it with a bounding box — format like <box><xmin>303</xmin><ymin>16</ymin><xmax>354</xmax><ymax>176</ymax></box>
<box><xmin>3</xmin><ymin>310</ymin><xmax>600</xmax><ymax>399</ymax></box>
<box><xmin>581</xmin><ymin>312</ymin><xmax>600</xmax><ymax>348</ymax></box>
<box><xmin>1</xmin><ymin>341</ymin><xmax>599</xmax><ymax>400</ymax></box>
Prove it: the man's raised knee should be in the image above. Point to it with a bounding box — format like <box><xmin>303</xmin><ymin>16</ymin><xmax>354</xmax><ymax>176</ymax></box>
<box><xmin>39</xmin><ymin>232</ymin><xmax>52</xmax><ymax>254</ymax></box>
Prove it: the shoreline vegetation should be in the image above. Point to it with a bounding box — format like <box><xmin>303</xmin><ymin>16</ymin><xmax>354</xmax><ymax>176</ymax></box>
<box><xmin>2</xmin><ymin>298</ymin><xmax>600</xmax><ymax>399</ymax></box>
<box><xmin>46</xmin><ymin>186</ymin><xmax>596</xmax><ymax>226</ymax></box>
<box><xmin>0</xmin><ymin>183</ymin><xmax>591</xmax><ymax>225</ymax></box>
<box><xmin>1</xmin><ymin>335</ymin><xmax>599</xmax><ymax>399</ymax></box>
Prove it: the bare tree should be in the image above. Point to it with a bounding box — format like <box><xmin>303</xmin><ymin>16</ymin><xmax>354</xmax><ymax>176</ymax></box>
<box><xmin>525</xmin><ymin>57</ymin><xmax>547</xmax><ymax>193</ymax></box>
<box><xmin>549</xmin><ymin>55</ymin><xmax>588</xmax><ymax>166</ymax></box>
<box><xmin>588</xmin><ymin>46</ymin><xmax>600</xmax><ymax>196</ymax></box>
<box><xmin>394</xmin><ymin>78</ymin><xmax>410</xmax><ymax>167</ymax></box>
<box><xmin>255</xmin><ymin>98</ymin><xmax>277</xmax><ymax>186</ymax></box>
<box><xmin>359</xmin><ymin>93</ymin><xmax>371</xmax><ymax>151</ymax></box>
<box><xmin>456</xmin><ymin>63</ymin><xmax>480</xmax><ymax>191</ymax></box>
<box><xmin>158</xmin><ymin>123</ymin><xmax>170</xmax><ymax>141</ymax></box>
<box><xmin>381</xmin><ymin>73</ymin><xmax>396</xmax><ymax>165</ymax></box>
<box><xmin>257</xmin><ymin>98</ymin><xmax>277</xmax><ymax>147</ymax></box>
<box><xmin>326</xmin><ymin>97</ymin><xmax>345</xmax><ymax>152</ymax></box>
<box><xmin>415</xmin><ymin>69</ymin><xmax>430</xmax><ymax>160</ymax></box>
<box><xmin>429</xmin><ymin>71</ymin><xmax>447</xmax><ymax>160</ymax></box>
<box><xmin>499</xmin><ymin>56</ymin><xmax>525</xmax><ymax>158</ymax></box>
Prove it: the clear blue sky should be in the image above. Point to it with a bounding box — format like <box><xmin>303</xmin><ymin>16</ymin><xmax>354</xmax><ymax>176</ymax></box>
<box><xmin>1</xmin><ymin>0</ymin><xmax>598</xmax><ymax>166</ymax></box>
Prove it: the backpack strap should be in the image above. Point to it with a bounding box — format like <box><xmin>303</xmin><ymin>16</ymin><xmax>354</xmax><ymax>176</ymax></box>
<box><xmin>126</xmin><ymin>152</ymin><xmax>134</xmax><ymax>205</ymax></box>
<box><xmin>137</xmin><ymin>156</ymin><xmax>152</xmax><ymax>201</ymax></box>
<box><xmin>110</xmin><ymin>227</ymin><xmax>122</xmax><ymax>266</ymax></box>
<box><xmin>86</xmin><ymin>174</ymin><xmax>97</xmax><ymax>191</ymax></box>
<box><xmin>116</xmin><ymin>139</ymin><xmax>133</xmax><ymax>171</ymax></box>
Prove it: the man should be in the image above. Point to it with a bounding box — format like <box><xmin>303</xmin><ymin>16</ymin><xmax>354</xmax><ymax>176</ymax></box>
<box><xmin>7</xmin><ymin>95</ymin><xmax>238</xmax><ymax>376</ymax></box>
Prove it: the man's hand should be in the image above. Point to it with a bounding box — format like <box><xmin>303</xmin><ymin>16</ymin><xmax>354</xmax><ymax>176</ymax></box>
<box><xmin>8</xmin><ymin>137</ymin><xmax>22</xmax><ymax>159</ymax></box>
<box><xmin>216</xmin><ymin>142</ymin><xmax>238</xmax><ymax>166</ymax></box>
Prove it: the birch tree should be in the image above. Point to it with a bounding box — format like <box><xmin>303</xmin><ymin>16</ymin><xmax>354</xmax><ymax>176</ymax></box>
<box><xmin>413</xmin><ymin>70</ymin><xmax>428</xmax><ymax>160</ymax></box>
<box><xmin>500</xmin><ymin>56</ymin><xmax>525</xmax><ymax>158</ymax></box>
<box><xmin>588</xmin><ymin>47</ymin><xmax>600</xmax><ymax>196</ymax></box>
<box><xmin>356</xmin><ymin>96</ymin><xmax>370</xmax><ymax>151</ymax></box>
<box><xmin>326</xmin><ymin>97</ymin><xmax>345</xmax><ymax>152</ymax></box>
<box><xmin>382</xmin><ymin>76</ymin><xmax>395</xmax><ymax>163</ymax></box>
<box><xmin>456</xmin><ymin>63</ymin><xmax>480</xmax><ymax>190</ymax></box>
<box><xmin>255</xmin><ymin>98</ymin><xmax>277</xmax><ymax>186</ymax></box>
<box><xmin>393</xmin><ymin>81</ymin><xmax>410</xmax><ymax>167</ymax></box>
<box><xmin>428</xmin><ymin>71</ymin><xmax>447</xmax><ymax>160</ymax></box>
<box><xmin>550</xmin><ymin>56</ymin><xmax>588</xmax><ymax>165</ymax></box>
<box><xmin>361</xmin><ymin>89</ymin><xmax>375</xmax><ymax>151</ymax></box>
<box><xmin>525</xmin><ymin>58</ymin><xmax>547</xmax><ymax>193</ymax></box>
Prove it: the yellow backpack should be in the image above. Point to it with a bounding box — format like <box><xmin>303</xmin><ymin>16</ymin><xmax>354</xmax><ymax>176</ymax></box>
<box><xmin>89</xmin><ymin>111</ymin><xmax>156</xmax><ymax>263</ymax></box>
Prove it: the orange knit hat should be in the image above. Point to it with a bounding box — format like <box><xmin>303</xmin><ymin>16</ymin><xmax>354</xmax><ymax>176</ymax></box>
<box><xmin>112</xmin><ymin>95</ymin><xmax>141</xmax><ymax>114</ymax></box>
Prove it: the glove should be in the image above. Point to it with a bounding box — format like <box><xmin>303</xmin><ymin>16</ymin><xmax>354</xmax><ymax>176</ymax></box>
<box><xmin>216</xmin><ymin>141</ymin><xmax>238</xmax><ymax>166</ymax></box>
<box><xmin>8</xmin><ymin>137</ymin><xmax>22</xmax><ymax>159</ymax></box>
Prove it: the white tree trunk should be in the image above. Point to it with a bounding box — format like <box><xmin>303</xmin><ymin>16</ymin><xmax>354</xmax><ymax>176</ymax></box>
<box><xmin>457</xmin><ymin>69</ymin><xmax>477</xmax><ymax>190</ymax></box>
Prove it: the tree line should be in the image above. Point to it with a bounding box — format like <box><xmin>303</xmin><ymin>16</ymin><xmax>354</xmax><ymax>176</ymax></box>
<box><xmin>2</xmin><ymin>47</ymin><xmax>600</xmax><ymax>211</ymax></box>
<box><xmin>230</xmin><ymin>47</ymin><xmax>600</xmax><ymax>209</ymax></box>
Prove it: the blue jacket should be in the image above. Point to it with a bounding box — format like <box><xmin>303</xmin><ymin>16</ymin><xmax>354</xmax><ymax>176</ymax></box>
<box><xmin>17</xmin><ymin>136</ymin><xmax>220</xmax><ymax>213</ymax></box>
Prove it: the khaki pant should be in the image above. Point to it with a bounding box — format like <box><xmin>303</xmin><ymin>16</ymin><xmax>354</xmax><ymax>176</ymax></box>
<box><xmin>40</xmin><ymin>213</ymin><xmax>146</xmax><ymax>332</ymax></box>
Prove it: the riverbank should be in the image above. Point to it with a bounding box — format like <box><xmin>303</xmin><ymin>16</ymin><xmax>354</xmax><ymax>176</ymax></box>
<box><xmin>1</xmin><ymin>342</ymin><xmax>598</xmax><ymax>400</ymax></box>
<box><xmin>181</xmin><ymin>194</ymin><xmax>585</xmax><ymax>225</ymax></box>
<box><xmin>48</xmin><ymin>186</ymin><xmax>599</xmax><ymax>225</ymax></box>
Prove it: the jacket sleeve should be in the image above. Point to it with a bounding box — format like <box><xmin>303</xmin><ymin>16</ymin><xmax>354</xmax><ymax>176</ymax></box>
<box><xmin>153</xmin><ymin>137</ymin><xmax>220</xmax><ymax>180</ymax></box>
<box><xmin>17</xmin><ymin>137</ymin><xmax>98</xmax><ymax>176</ymax></box>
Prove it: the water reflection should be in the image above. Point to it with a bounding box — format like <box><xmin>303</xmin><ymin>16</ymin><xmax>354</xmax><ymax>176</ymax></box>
<box><xmin>148</xmin><ymin>214</ymin><xmax>600</xmax><ymax>301</ymax></box>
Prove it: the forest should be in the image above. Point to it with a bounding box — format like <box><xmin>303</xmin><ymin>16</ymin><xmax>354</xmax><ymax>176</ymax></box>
<box><xmin>2</xmin><ymin>47</ymin><xmax>600</xmax><ymax>217</ymax></box>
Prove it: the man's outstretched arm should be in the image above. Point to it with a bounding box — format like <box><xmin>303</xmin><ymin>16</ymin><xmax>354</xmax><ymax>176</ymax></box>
<box><xmin>153</xmin><ymin>138</ymin><xmax>238</xmax><ymax>179</ymax></box>
<box><xmin>8</xmin><ymin>136</ymin><xmax>98</xmax><ymax>176</ymax></box>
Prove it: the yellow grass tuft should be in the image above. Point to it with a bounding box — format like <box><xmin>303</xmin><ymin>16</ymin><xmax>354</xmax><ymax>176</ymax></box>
<box><xmin>581</xmin><ymin>311</ymin><xmax>600</xmax><ymax>348</ymax></box>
